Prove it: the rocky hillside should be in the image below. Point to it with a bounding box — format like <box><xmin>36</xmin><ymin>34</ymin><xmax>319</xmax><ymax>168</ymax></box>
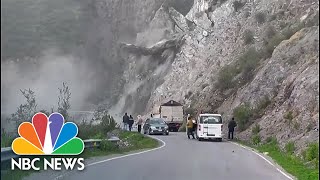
<box><xmin>119</xmin><ymin>0</ymin><xmax>319</xmax><ymax>153</ymax></box>
<box><xmin>1</xmin><ymin>0</ymin><xmax>318</xmax><ymax>153</ymax></box>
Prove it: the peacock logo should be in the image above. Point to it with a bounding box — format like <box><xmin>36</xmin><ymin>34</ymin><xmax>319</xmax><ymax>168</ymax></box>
<box><xmin>12</xmin><ymin>112</ymin><xmax>84</xmax><ymax>155</ymax></box>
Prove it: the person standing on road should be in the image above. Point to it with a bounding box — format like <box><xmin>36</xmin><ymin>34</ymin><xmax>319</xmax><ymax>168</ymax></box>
<box><xmin>123</xmin><ymin>113</ymin><xmax>129</xmax><ymax>131</ymax></box>
<box><xmin>136</xmin><ymin>115</ymin><xmax>143</xmax><ymax>133</ymax></box>
<box><xmin>192</xmin><ymin>118</ymin><xmax>197</xmax><ymax>133</ymax></box>
<box><xmin>128</xmin><ymin>115</ymin><xmax>134</xmax><ymax>131</ymax></box>
<box><xmin>228</xmin><ymin>117</ymin><xmax>237</xmax><ymax>140</ymax></box>
<box><xmin>187</xmin><ymin>116</ymin><xmax>195</xmax><ymax>139</ymax></box>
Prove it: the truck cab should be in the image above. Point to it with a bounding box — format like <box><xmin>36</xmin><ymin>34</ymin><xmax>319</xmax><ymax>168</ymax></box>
<box><xmin>196</xmin><ymin>113</ymin><xmax>223</xmax><ymax>142</ymax></box>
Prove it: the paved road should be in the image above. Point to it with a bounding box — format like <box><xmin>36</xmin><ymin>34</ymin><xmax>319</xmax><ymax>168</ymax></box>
<box><xmin>53</xmin><ymin>132</ymin><xmax>290</xmax><ymax>180</ymax></box>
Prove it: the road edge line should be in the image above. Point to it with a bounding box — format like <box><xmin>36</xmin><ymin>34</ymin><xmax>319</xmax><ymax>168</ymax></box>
<box><xmin>230</xmin><ymin>141</ymin><xmax>294</xmax><ymax>180</ymax></box>
<box><xmin>54</xmin><ymin>135</ymin><xmax>166</xmax><ymax>180</ymax></box>
<box><xmin>86</xmin><ymin>135</ymin><xmax>166</xmax><ymax>167</ymax></box>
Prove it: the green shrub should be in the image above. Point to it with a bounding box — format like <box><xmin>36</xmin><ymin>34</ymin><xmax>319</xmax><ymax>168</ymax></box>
<box><xmin>265</xmin><ymin>136</ymin><xmax>277</xmax><ymax>144</ymax></box>
<box><xmin>78</xmin><ymin>123</ymin><xmax>98</xmax><ymax>139</ymax></box>
<box><xmin>1</xmin><ymin>129</ymin><xmax>14</xmax><ymax>147</ymax></box>
<box><xmin>233</xmin><ymin>104</ymin><xmax>253</xmax><ymax>131</ymax></box>
<box><xmin>100</xmin><ymin>113</ymin><xmax>117</xmax><ymax>133</ymax></box>
<box><xmin>302</xmin><ymin>143</ymin><xmax>319</xmax><ymax>169</ymax></box>
<box><xmin>93</xmin><ymin>132</ymin><xmax>104</xmax><ymax>139</ymax></box>
<box><xmin>252</xmin><ymin>134</ymin><xmax>261</xmax><ymax>145</ymax></box>
<box><xmin>304</xmin><ymin>143</ymin><xmax>319</xmax><ymax>162</ymax></box>
<box><xmin>252</xmin><ymin>124</ymin><xmax>261</xmax><ymax>135</ymax></box>
<box><xmin>217</xmin><ymin>47</ymin><xmax>262</xmax><ymax>90</ymax></box>
<box><xmin>243</xmin><ymin>29</ymin><xmax>254</xmax><ymax>44</ymax></box>
<box><xmin>284</xmin><ymin>111</ymin><xmax>294</xmax><ymax>124</ymax></box>
<box><xmin>100</xmin><ymin>140</ymin><xmax>118</xmax><ymax>152</ymax></box>
<box><xmin>263</xmin><ymin>33</ymin><xmax>286</xmax><ymax>58</ymax></box>
<box><xmin>217</xmin><ymin>65</ymin><xmax>238</xmax><ymax>90</ymax></box>
<box><xmin>238</xmin><ymin>47</ymin><xmax>261</xmax><ymax>82</ymax></box>
<box><xmin>258</xmin><ymin>96</ymin><xmax>271</xmax><ymax>110</ymax></box>
<box><xmin>281</xmin><ymin>23</ymin><xmax>304</xmax><ymax>39</ymax></box>
<box><xmin>77</xmin><ymin>112</ymin><xmax>117</xmax><ymax>140</ymax></box>
<box><xmin>233</xmin><ymin>1</ymin><xmax>245</xmax><ymax>12</ymax></box>
<box><xmin>265</xmin><ymin>25</ymin><xmax>276</xmax><ymax>38</ymax></box>
<box><xmin>255</xmin><ymin>12</ymin><xmax>266</xmax><ymax>24</ymax></box>
<box><xmin>238</xmin><ymin>47</ymin><xmax>261</xmax><ymax>70</ymax></box>
<box><xmin>253</xmin><ymin>96</ymin><xmax>271</xmax><ymax>118</ymax></box>
<box><xmin>285</xmin><ymin>141</ymin><xmax>295</xmax><ymax>155</ymax></box>
<box><xmin>306</xmin><ymin>123</ymin><xmax>313</xmax><ymax>132</ymax></box>
<box><xmin>293</xmin><ymin>121</ymin><xmax>300</xmax><ymax>130</ymax></box>
<box><xmin>118</xmin><ymin>131</ymin><xmax>158</xmax><ymax>150</ymax></box>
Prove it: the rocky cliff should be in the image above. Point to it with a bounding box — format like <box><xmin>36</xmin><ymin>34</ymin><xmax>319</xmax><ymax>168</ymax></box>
<box><xmin>1</xmin><ymin>0</ymin><xmax>318</xmax><ymax>153</ymax></box>
<box><xmin>118</xmin><ymin>0</ymin><xmax>319</xmax><ymax>153</ymax></box>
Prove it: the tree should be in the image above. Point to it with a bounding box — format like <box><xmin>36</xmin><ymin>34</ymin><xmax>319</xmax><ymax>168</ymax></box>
<box><xmin>57</xmin><ymin>82</ymin><xmax>71</xmax><ymax>121</ymax></box>
<box><xmin>10</xmin><ymin>89</ymin><xmax>37</xmax><ymax>130</ymax></box>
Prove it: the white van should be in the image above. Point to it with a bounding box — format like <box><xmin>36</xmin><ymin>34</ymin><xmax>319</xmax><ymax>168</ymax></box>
<box><xmin>196</xmin><ymin>113</ymin><xmax>223</xmax><ymax>142</ymax></box>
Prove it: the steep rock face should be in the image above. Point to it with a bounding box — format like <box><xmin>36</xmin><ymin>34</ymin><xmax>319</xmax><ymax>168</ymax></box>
<box><xmin>98</xmin><ymin>0</ymin><xmax>319</xmax><ymax>153</ymax></box>
<box><xmin>140</xmin><ymin>0</ymin><xmax>319</xmax><ymax>152</ymax></box>
<box><xmin>87</xmin><ymin>0</ymin><xmax>168</xmax><ymax>110</ymax></box>
<box><xmin>218</xmin><ymin>27</ymin><xmax>319</xmax><ymax>153</ymax></box>
<box><xmin>109</xmin><ymin>4</ymin><xmax>185</xmax><ymax>119</ymax></box>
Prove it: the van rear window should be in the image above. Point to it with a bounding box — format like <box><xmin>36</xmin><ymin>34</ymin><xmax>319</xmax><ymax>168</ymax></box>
<box><xmin>199</xmin><ymin>116</ymin><xmax>222</xmax><ymax>124</ymax></box>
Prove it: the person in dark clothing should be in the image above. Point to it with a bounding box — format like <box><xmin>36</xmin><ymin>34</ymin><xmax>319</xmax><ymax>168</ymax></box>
<box><xmin>128</xmin><ymin>115</ymin><xmax>134</xmax><ymax>131</ymax></box>
<box><xmin>228</xmin><ymin>117</ymin><xmax>237</xmax><ymax>140</ymax></box>
<box><xmin>192</xmin><ymin>118</ymin><xmax>197</xmax><ymax>133</ymax></box>
<box><xmin>122</xmin><ymin>113</ymin><xmax>129</xmax><ymax>131</ymax></box>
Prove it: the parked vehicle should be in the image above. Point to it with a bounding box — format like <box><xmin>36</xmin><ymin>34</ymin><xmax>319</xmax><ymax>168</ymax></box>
<box><xmin>196</xmin><ymin>113</ymin><xmax>223</xmax><ymax>142</ymax></box>
<box><xmin>159</xmin><ymin>100</ymin><xmax>184</xmax><ymax>132</ymax></box>
<box><xmin>143</xmin><ymin>118</ymin><xmax>169</xmax><ymax>135</ymax></box>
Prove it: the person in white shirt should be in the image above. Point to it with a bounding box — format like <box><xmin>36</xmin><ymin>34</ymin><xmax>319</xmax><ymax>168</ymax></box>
<box><xmin>136</xmin><ymin>115</ymin><xmax>143</xmax><ymax>133</ymax></box>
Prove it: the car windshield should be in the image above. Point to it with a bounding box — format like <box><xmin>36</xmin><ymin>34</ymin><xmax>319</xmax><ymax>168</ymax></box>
<box><xmin>150</xmin><ymin>119</ymin><xmax>166</xmax><ymax>124</ymax></box>
<box><xmin>199</xmin><ymin>116</ymin><xmax>222</xmax><ymax>124</ymax></box>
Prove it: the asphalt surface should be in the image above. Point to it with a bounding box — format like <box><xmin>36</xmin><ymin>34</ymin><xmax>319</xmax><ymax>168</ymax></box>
<box><xmin>21</xmin><ymin>131</ymin><xmax>291</xmax><ymax>180</ymax></box>
<box><xmin>35</xmin><ymin>132</ymin><xmax>290</xmax><ymax>180</ymax></box>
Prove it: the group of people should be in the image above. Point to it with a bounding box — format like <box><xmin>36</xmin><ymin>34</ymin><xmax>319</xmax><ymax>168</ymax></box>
<box><xmin>186</xmin><ymin>115</ymin><xmax>238</xmax><ymax>140</ymax></box>
<box><xmin>122</xmin><ymin>113</ymin><xmax>144</xmax><ymax>133</ymax></box>
<box><xmin>122</xmin><ymin>112</ymin><xmax>238</xmax><ymax>140</ymax></box>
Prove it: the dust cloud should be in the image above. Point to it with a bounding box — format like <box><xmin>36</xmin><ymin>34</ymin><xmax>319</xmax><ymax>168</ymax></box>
<box><xmin>1</xmin><ymin>49</ymin><xmax>96</xmax><ymax>115</ymax></box>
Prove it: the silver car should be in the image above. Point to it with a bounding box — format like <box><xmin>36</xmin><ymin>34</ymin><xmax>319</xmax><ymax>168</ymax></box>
<box><xmin>143</xmin><ymin>118</ymin><xmax>169</xmax><ymax>135</ymax></box>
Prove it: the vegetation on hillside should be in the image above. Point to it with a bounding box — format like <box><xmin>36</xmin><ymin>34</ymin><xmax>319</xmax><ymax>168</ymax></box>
<box><xmin>216</xmin><ymin>14</ymin><xmax>319</xmax><ymax>93</ymax></box>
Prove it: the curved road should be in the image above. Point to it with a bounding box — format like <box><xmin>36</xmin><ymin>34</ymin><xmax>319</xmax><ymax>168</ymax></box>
<box><xmin>23</xmin><ymin>132</ymin><xmax>292</xmax><ymax>180</ymax></box>
<box><xmin>47</xmin><ymin>132</ymin><xmax>291</xmax><ymax>180</ymax></box>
